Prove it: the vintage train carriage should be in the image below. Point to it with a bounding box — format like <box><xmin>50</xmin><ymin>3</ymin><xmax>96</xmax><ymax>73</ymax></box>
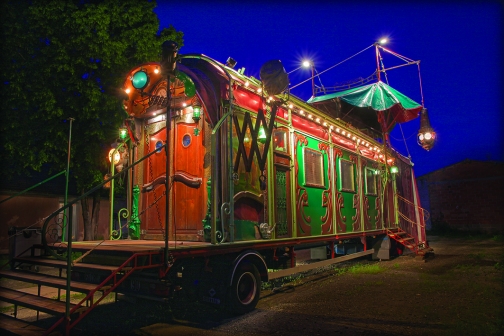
<box><xmin>122</xmin><ymin>53</ymin><xmax>426</xmax><ymax>249</ymax></box>
<box><xmin>1</xmin><ymin>43</ymin><xmax>431</xmax><ymax>335</ymax></box>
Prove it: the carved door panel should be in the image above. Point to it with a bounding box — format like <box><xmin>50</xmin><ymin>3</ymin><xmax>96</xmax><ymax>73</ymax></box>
<box><xmin>173</xmin><ymin>122</ymin><xmax>206</xmax><ymax>240</ymax></box>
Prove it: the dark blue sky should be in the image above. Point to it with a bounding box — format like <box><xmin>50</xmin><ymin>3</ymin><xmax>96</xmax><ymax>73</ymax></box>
<box><xmin>155</xmin><ymin>1</ymin><xmax>503</xmax><ymax>177</ymax></box>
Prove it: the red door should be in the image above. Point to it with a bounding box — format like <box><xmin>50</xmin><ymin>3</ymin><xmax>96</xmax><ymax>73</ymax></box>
<box><xmin>173</xmin><ymin>122</ymin><xmax>206</xmax><ymax>241</ymax></box>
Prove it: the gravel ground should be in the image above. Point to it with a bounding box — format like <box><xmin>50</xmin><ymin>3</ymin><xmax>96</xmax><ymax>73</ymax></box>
<box><xmin>1</xmin><ymin>235</ymin><xmax>503</xmax><ymax>335</ymax></box>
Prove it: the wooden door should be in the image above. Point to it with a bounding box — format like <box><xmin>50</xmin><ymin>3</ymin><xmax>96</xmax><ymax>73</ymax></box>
<box><xmin>173</xmin><ymin>122</ymin><xmax>206</xmax><ymax>241</ymax></box>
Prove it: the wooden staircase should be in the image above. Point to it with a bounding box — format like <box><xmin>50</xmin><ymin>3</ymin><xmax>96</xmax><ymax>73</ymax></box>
<box><xmin>386</xmin><ymin>228</ymin><xmax>433</xmax><ymax>256</ymax></box>
<box><xmin>0</xmin><ymin>244</ymin><xmax>163</xmax><ymax>335</ymax></box>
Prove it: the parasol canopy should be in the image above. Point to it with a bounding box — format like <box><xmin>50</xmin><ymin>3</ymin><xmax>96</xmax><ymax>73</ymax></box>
<box><xmin>308</xmin><ymin>81</ymin><xmax>422</xmax><ymax>132</ymax></box>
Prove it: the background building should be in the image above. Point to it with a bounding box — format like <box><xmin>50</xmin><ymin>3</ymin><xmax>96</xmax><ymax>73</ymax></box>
<box><xmin>417</xmin><ymin>159</ymin><xmax>504</xmax><ymax>234</ymax></box>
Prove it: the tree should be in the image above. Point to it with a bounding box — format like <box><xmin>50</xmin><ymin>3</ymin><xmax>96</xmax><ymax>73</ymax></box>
<box><xmin>1</xmin><ymin>0</ymin><xmax>183</xmax><ymax>240</ymax></box>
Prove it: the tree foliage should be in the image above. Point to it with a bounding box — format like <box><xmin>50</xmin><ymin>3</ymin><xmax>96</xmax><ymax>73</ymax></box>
<box><xmin>1</xmin><ymin>0</ymin><xmax>183</xmax><ymax>191</ymax></box>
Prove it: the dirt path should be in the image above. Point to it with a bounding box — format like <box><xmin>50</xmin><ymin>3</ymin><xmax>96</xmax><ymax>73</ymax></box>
<box><xmin>2</xmin><ymin>235</ymin><xmax>503</xmax><ymax>335</ymax></box>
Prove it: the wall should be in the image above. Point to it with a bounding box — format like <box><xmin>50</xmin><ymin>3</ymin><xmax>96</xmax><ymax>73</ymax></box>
<box><xmin>417</xmin><ymin>160</ymin><xmax>504</xmax><ymax>234</ymax></box>
<box><xmin>0</xmin><ymin>193</ymin><xmax>112</xmax><ymax>255</ymax></box>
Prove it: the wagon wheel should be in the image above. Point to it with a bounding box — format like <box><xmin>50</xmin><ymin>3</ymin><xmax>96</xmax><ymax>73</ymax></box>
<box><xmin>228</xmin><ymin>264</ymin><xmax>261</xmax><ymax>315</ymax></box>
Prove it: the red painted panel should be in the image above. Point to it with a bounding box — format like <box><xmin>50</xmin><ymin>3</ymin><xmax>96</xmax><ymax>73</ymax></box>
<box><xmin>233</xmin><ymin>87</ymin><xmax>262</xmax><ymax>113</ymax></box>
<box><xmin>292</xmin><ymin>115</ymin><xmax>329</xmax><ymax>140</ymax></box>
<box><xmin>331</xmin><ymin>133</ymin><xmax>357</xmax><ymax>151</ymax></box>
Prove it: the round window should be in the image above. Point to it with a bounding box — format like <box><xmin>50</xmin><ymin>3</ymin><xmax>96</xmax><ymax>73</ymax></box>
<box><xmin>155</xmin><ymin>140</ymin><xmax>163</xmax><ymax>153</ymax></box>
<box><xmin>182</xmin><ymin>134</ymin><xmax>191</xmax><ymax>147</ymax></box>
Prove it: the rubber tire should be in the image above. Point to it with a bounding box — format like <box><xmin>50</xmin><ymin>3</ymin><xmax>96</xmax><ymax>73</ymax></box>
<box><xmin>228</xmin><ymin>264</ymin><xmax>261</xmax><ymax>315</ymax></box>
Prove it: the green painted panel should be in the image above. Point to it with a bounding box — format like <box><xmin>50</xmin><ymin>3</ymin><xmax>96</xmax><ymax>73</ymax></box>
<box><xmin>295</xmin><ymin>135</ymin><xmax>329</xmax><ymax>237</ymax></box>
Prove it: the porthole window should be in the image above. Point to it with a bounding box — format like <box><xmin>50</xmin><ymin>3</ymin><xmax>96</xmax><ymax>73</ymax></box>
<box><xmin>155</xmin><ymin>141</ymin><xmax>163</xmax><ymax>153</ymax></box>
<box><xmin>182</xmin><ymin>134</ymin><xmax>191</xmax><ymax>148</ymax></box>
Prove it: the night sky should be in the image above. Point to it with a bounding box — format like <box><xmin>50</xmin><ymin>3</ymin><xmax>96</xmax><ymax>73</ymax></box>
<box><xmin>154</xmin><ymin>1</ymin><xmax>503</xmax><ymax>177</ymax></box>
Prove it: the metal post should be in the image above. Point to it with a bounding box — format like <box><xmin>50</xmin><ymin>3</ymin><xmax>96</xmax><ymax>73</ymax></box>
<box><xmin>375</xmin><ymin>44</ymin><xmax>381</xmax><ymax>82</ymax></box>
<box><xmin>62</xmin><ymin>118</ymin><xmax>74</xmax><ymax>243</ymax></box>
<box><xmin>65</xmin><ymin>205</ymin><xmax>73</xmax><ymax>320</ymax></box>
<box><xmin>161</xmin><ymin>40</ymin><xmax>178</xmax><ymax>266</ymax></box>
<box><xmin>109</xmin><ymin>142</ymin><xmax>125</xmax><ymax>239</ymax></box>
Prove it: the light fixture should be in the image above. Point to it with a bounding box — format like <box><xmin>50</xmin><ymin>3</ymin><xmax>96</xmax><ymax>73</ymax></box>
<box><xmin>390</xmin><ymin>166</ymin><xmax>399</xmax><ymax>174</ymax></box>
<box><xmin>379</xmin><ymin>38</ymin><xmax>388</xmax><ymax>45</ymax></box>
<box><xmin>245</xmin><ymin>81</ymin><xmax>249</xmax><ymax>87</ymax></box>
<box><xmin>417</xmin><ymin>108</ymin><xmax>436</xmax><ymax>151</ymax></box>
<box><xmin>131</xmin><ymin>70</ymin><xmax>149</xmax><ymax>90</ymax></box>
<box><xmin>302</xmin><ymin>60</ymin><xmax>311</xmax><ymax>68</ymax></box>
<box><xmin>154</xmin><ymin>66</ymin><xmax>159</xmax><ymax>74</ymax></box>
<box><xmin>192</xmin><ymin>103</ymin><xmax>202</xmax><ymax>123</ymax></box>
<box><xmin>258</xmin><ymin>126</ymin><xmax>267</xmax><ymax>144</ymax></box>
<box><xmin>119</xmin><ymin>127</ymin><xmax>128</xmax><ymax>141</ymax></box>
<box><xmin>108</xmin><ymin>149</ymin><xmax>121</xmax><ymax>165</ymax></box>
<box><xmin>226</xmin><ymin>57</ymin><xmax>237</xmax><ymax>68</ymax></box>
<box><xmin>257</xmin><ymin>88</ymin><xmax>262</xmax><ymax>93</ymax></box>
<box><xmin>125</xmin><ymin>88</ymin><xmax>131</xmax><ymax>94</ymax></box>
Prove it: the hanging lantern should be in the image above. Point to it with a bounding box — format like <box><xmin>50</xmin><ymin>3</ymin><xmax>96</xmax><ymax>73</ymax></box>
<box><xmin>258</xmin><ymin>126</ymin><xmax>267</xmax><ymax>144</ymax></box>
<box><xmin>119</xmin><ymin>127</ymin><xmax>128</xmax><ymax>141</ymax></box>
<box><xmin>108</xmin><ymin>148</ymin><xmax>121</xmax><ymax>165</ymax></box>
<box><xmin>192</xmin><ymin>103</ymin><xmax>201</xmax><ymax>123</ymax></box>
<box><xmin>417</xmin><ymin>108</ymin><xmax>436</xmax><ymax>151</ymax></box>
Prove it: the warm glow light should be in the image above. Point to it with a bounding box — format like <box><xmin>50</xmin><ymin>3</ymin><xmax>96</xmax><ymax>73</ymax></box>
<box><xmin>330</xmin><ymin>125</ymin><xmax>334</xmax><ymax>130</ymax></box>
<box><xmin>323</xmin><ymin>122</ymin><xmax>327</xmax><ymax>127</ymax></box>
<box><xmin>257</xmin><ymin>88</ymin><xmax>262</xmax><ymax>93</ymax></box>
<box><xmin>316</xmin><ymin>117</ymin><xmax>320</xmax><ymax>123</ymax></box>
<box><xmin>108</xmin><ymin>149</ymin><xmax>121</xmax><ymax>165</ymax></box>
<box><xmin>379</xmin><ymin>154</ymin><xmax>384</xmax><ymax>159</ymax></box>
<box><xmin>308</xmin><ymin>114</ymin><xmax>313</xmax><ymax>119</ymax></box>
<box><xmin>379</xmin><ymin>38</ymin><xmax>388</xmax><ymax>45</ymax></box>
<box><xmin>302</xmin><ymin>60</ymin><xmax>311</xmax><ymax>68</ymax></box>
<box><xmin>352</xmin><ymin>136</ymin><xmax>356</xmax><ymax>140</ymax></box>
<box><xmin>182</xmin><ymin>102</ymin><xmax>187</xmax><ymax>107</ymax></box>
<box><xmin>154</xmin><ymin>67</ymin><xmax>159</xmax><ymax>74</ymax></box>
<box><xmin>377</xmin><ymin>149</ymin><xmax>381</xmax><ymax>153</ymax></box>
<box><xmin>245</xmin><ymin>81</ymin><xmax>249</xmax><ymax>87</ymax></box>
<box><xmin>346</xmin><ymin>133</ymin><xmax>351</xmax><ymax>138</ymax></box>
<box><xmin>424</xmin><ymin>132</ymin><xmax>432</xmax><ymax>140</ymax></box>
<box><xmin>289</xmin><ymin>104</ymin><xmax>293</xmax><ymax>109</ymax></box>
<box><xmin>125</xmin><ymin>88</ymin><xmax>131</xmax><ymax>94</ymax></box>
<box><xmin>342</xmin><ymin>130</ymin><xmax>346</xmax><ymax>135</ymax></box>
<box><xmin>336</xmin><ymin>128</ymin><xmax>340</xmax><ymax>133</ymax></box>
<box><xmin>299</xmin><ymin>110</ymin><xmax>304</xmax><ymax>115</ymax></box>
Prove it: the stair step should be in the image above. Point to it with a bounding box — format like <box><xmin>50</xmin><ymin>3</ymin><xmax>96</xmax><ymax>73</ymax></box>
<box><xmin>0</xmin><ymin>313</ymin><xmax>45</xmax><ymax>336</ymax></box>
<box><xmin>398</xmin><ymin>237</ymin><xmax>415</xmax><ymax>242</ymax></box>
<box><xmin>13</xmin><ymin>256</ymin><xmax>127</xmax><ymax>272</ymax></box>
<box><xmin>0</xmin><ymin>270</ymin><xmax>101</xmax><ymax>293</ymax></box>
<box><xmin>0</xmin><ymin>286</ymin><xmax>77</xmax><ymax>316</ymax></box>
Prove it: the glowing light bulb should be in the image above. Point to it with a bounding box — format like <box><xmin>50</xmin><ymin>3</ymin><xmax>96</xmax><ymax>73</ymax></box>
<box><xmin>424</xmin><ymin>132</ymin><xmax>432</xmax><ymax>140</ymax></box>
<box><xmin>125</xmin><ymin>88</ymin><xmax>131</xmax><ymax>94</ymax></box>
<box><xmin>257</xmin><ymin>88</ymin><xmax>262</xmax><ymax>93</ymax></box>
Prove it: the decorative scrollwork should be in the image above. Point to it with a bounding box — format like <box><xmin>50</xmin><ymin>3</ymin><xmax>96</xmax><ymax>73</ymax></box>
<box><xmin>217</xmin><ymin>202</ymin><xmax>230</xmax><ymax>243</ymax></box>
<box><xmin>111</xmin><ymin>208</ymin><xmax>129</xmax><ymax>240</ymax></box>
<box><xmin>42</xmin><ymin>206</ymin><xmax>71</xmax><ymax>260</ymax></box>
